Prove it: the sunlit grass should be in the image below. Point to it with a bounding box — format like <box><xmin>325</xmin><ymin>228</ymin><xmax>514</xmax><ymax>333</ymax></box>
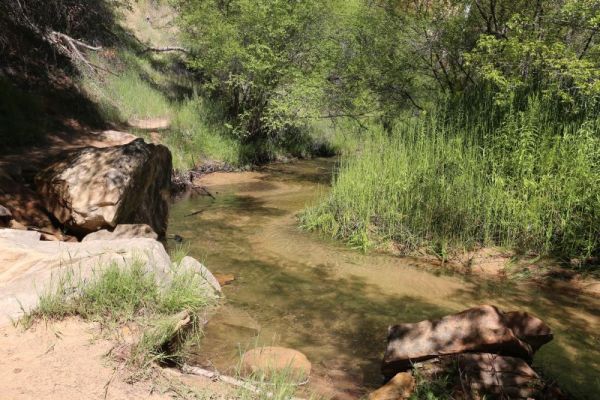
<box><xmin>81</xmin><ymin>48</ymin><xmax>240</xmax><ymax>170</ymax></box>
<box><xmin>301</xmin><ymin>96</ymin><xmax>600</xmax><ymax>262</ymax></box>
<box><xmin>23</xmin><ymin>259</ymin><xmax>217</xmax><ymax>368</ymax></box>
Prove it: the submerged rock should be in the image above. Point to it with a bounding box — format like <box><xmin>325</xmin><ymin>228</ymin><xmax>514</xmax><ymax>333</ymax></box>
<box><xmin>368</xmin><ymin>372</ymin><xmax>415</xmax><ymax>400</ymax></box>
<box><xmin>214</xmin><ymin>273</ymin><xmax>235</xmax><ymax>287</ymax></box>
<box><xmin>241</xmin><ymin>346</ymin><xmax>311</xmax><ymax>382</ymax></box>
<box><xmin>35</xmin><ymin>139</ymin><xmax>172</xmax><ymax>237</ymax></box>
<box><xmin>382</xmin><ymin>305</ymin><xmax>534</xmax><ymax>378</ymax></box>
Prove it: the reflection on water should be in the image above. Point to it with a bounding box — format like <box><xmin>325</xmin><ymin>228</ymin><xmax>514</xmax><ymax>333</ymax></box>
<box><xmin>168</xmin><ymin>158</ymin><xmax>600</xmax><ymax>400</ymax></box>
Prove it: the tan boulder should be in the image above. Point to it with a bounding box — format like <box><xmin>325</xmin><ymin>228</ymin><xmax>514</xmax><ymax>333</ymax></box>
<box><xmin>241</xmin><ymin>346</ymin><xmax>311</xmax><ymax>382</ymax></box>
<box><xmin>82</xmin><ymin>224</ymin><xmax>158</xmax><ymax>242</ymax></box>
<box><xmin>368</xmin><ymin>372</ymin><xmax>415</xmax><ymax>400</ymax></box>
<box><xmin>176</xmin><ymin>256</ymin><xmax>222</xmax><ymax>294</ymax></box>
<box><xmin>382</xmin><ymin>305</ymin><xmax>533</xmax><ymax>378</ymax></box>
<box><xmin>35</xmin><ymin>139</ymin><xmax>172</xmax><ymax>237</ymax></box>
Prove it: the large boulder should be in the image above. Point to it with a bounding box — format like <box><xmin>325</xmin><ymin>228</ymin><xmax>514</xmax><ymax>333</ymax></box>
<box><xmin>382</xmin><ymin>305</ymin><xmax>533</xmax><ymax>378</ymax></box>
<box><xmin>35</xmin><ymin>139</ymin><xmax>172</xmax><ymax>237</ymax></box>
<box><xmin>240</xmin><ymin>346</ymin><xmax>311</xmax><ymax>383</ymax></box>
<box><xmin>0</xmin><ymin>228</ymin><xmax>218</xmax><ymax>326</ymax></box>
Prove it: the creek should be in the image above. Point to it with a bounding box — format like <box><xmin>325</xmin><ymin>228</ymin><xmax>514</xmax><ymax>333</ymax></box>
<box><xmin>168</xmin><ymin>158</ymin><xmax>599</xmax><ymax>399</ymax></box>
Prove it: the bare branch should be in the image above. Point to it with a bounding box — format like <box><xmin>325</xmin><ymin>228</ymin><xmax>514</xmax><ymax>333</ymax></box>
<box><xmin>142</xmin><ymin>46</ymin><xmax>190</xmax><ymax>54</ymax></box>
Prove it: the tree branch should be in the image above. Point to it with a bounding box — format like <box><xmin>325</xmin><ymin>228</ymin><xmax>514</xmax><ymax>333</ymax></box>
<box><xmin>142</xmin><ymin>46</ymin><xmax>190</xmax><ymax>54</ymax></box>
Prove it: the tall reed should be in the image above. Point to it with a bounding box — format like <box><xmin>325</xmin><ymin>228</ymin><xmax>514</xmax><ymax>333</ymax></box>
<box><xmin>301</xmin><ymin>95</ymin><xmax>600</xmax><ymax>260</ymax></box>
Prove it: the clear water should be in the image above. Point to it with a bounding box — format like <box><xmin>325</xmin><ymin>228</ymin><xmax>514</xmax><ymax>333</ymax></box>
<box><xmin>168</xmin><ymin>158</ymin><xmax>600</xmax><ymax>399</ymax></box>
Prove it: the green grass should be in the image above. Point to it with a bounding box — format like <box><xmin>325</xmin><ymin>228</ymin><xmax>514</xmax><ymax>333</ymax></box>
<box><xmin>301</xmin><ymin>95</ymin><xmax>600</xmax><ymax>262</ymax></box>
<box><xmin>82</xmin><ymin>45</ymin><xmax>342</xmax><ymax>169</ymax></box>
<box><xmin>167</xmin><ymin>94</ymin><xmax>240</xmax><ymax>168</ymax></box>
<box><xmin>81</xmin><ymin>48</ymin><xmax>240</xmax><ymax>170</ymax></box>
<box><xmin>23</xmin><ymin>259</ymin><xmax>216</xmax><ymax>367</ymax></box>
<box><xmin>409</xmin><ymin>374</ymin><xmax>454</xmax><ymax>400</ymax></box>
<box><xmin>236</xmin><ymin>367</ymin><xmax>305</xmax><ymax>400</ymax></box>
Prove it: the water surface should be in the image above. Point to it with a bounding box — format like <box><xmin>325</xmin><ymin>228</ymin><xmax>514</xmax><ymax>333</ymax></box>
<box><xmin>168</xmin><ymin>158</ymin><xmax>600</xmax><ymax>399</ymax></box>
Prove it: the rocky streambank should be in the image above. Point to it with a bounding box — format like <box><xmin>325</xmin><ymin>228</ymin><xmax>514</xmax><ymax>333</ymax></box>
<box><xmin>0</xmin><ymin>137</ymin><xmax>225</xmax><ymax>322</ymax></box>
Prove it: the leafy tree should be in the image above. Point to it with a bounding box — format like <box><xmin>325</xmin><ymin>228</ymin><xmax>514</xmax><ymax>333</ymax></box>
<box><xmin>174</xmin><ymin>0</ymin><xmax>341</xmax><ymax>159</ymax></box>
<box><xmin>465</xmin><ymin>0</ymin><xmax>600</xmax><ymax>106</ymax></box>
<box><xmin>342</xmin><ymin>0</ymin><xmax>600</xmax><ymax>115</ymax></box>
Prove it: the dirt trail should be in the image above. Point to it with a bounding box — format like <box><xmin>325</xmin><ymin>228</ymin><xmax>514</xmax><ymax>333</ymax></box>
<box><xmin>0</xmin><ymin>317</ymin><xmax>237</xmax><ymax>399</ymax></box>
<box><xmin>0</xmin><ymin>318</ymin><xmax>169</xmax><ymax>399</ymax></box>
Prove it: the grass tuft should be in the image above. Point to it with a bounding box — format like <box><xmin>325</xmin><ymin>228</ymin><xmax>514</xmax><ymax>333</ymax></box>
<box><xmin>23</xmin><ymin>259</ymin><xmax>216</xmax><ymax>368</ymax></box>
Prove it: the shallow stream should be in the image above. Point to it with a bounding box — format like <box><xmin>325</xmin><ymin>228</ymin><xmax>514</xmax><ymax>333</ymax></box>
<box><xmin>168</xmin><ymin>158</ymin><xmax>600</xmax><ymax>399</ymax></box>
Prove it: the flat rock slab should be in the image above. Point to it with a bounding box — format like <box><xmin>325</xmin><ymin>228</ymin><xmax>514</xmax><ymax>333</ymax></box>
<box><xmin>382</xmin><ymin>305</ymin><xmax>534</xmax><ymax>377</ymax></box>
<box><xmin>0</xmin><ymin>229</ymin><xmax>219</xmax><ymax>326</ymax></box>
